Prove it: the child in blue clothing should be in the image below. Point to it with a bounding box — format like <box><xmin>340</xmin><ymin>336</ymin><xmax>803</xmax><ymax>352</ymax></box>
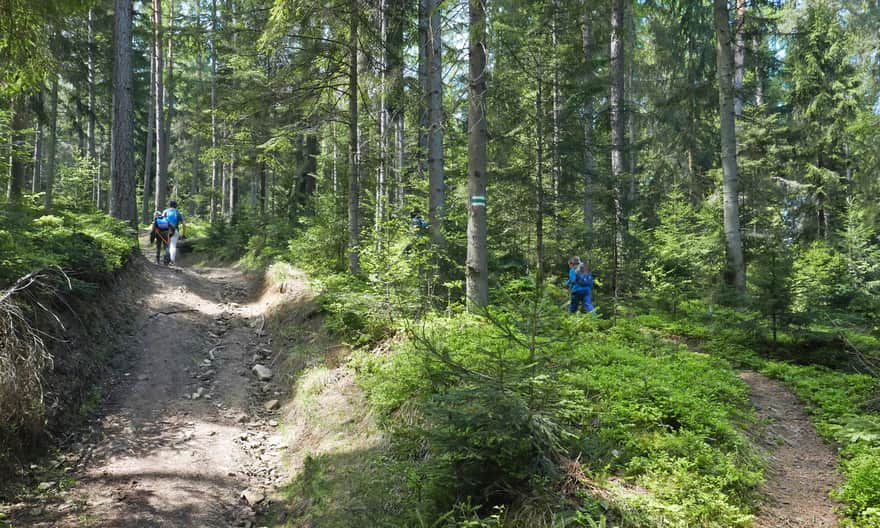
<box><xmin>566</xmin><ymin>257</ymin><xmax>595</xmax><ymax>314</ymax></box>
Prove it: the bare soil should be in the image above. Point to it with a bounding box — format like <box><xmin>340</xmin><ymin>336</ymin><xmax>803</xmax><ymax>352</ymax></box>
<box><xmin>4</xmin><ymin>237</ymin><xmax>301</xmax><ymax>528</ymax></box>
<box><xmin>740</xmin><ymin>371</ymin><xmax>842</xmax><ymax>527</ymax></box>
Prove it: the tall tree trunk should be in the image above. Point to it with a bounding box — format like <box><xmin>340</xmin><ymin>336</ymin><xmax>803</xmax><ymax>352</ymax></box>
<box><xmin>733</xmin><ymin>0</ymin><xmax>746</xmax><ymax>116</ymax></box>
<box><xmin>387</xmin><ymin>0</ymin><xmax>405</xmax><ymax>210</ymax></box>
<box><xmin>154</xmin><ymin>0</ymin><xmax>167</xmax><ymax>211</ymax></box>
<box><xmin>376</xmin><ymin>0</ymin><xmax>388</xmax><ymax>248</ymax></box>
<box><xmin>88</xmin><ymin>7</ymin><xmax>98</xmax><ymax>204</ymax></box>
<box><xmin>610</xmin><ymin>0</ymin><xmax>625</xmax><ymax>297</ymax></box>
<box><xmin>348</xmin><ymin>0</ymin><xmax>361</xmax><ymax>274</ymax></box>
<box><xmin>165</xmin><ymin>0</ymin><xmax>175</xmax><ymax>160</ymax></box>
<box><xmin>110</xmin><ymin>0</ymin><xmax>137</xmax><ymax>225</ymax></box>
<box><xmin>221</xmin><ymin>159</ymin><xmax>228</xmax><ymax>217</ymax></box>
<box><xmin>466</xmin><ymin>0</ymin><xmax>488</xmax><ymax>309</ymax></box>
<box><xmin>191</xmin><ymin>134</ymin><xmax>200</xmax><ymax>210</ymax></box>
<box><xmin>427</xmin><ymin>0</ymin><xmax>445</xmax><ymax>245</ymax></box>
<box><xmin>7</xmin><ymin>97</ymin><xmax>26</xmax><ymax>201</ymax></box>
<box><xmin>551</xmin><ymin>2</ymin><xmax>561</xmax><ymax>234</ymax></box>
<box><xmin>229</xmin><ymin>152</ymin><xmax>237</xmax><ymax>220</ymax></box>
<box><xmin>417</xmin><ymin>0</ymin><xmax>428</xmax><ymax>189</ymax></box>
<box><xmin>752</xmin><ymin>34</ymin><xmax>763</xmax><ymax>106</ymax></box>
<box><xmin>32</xmin><ymin>123</ymin><xmax>42</xmax><ymax>193</ymax></box>
<box><xmin>714</xmin><ymin>0</ymin><xmax>746</xmax><ymax>293</ymax></box>
<box><xmin>210</xmin><ymin>0</ymin><xmax>219</xmax><ymax>223</ymax></box>
<box><xmin>581</xmin><ymin>8</ymin><xmax>594</xmax><ymax>241</ymax></box>
<box><xmin>259</xmin><ymin>161</ymin><xmax>267</xmax><ymax>214</ymax></box>
<box><xmin>44</xmin><ymin>76</ymin><xmax>59</xmax><ymax>210</ymax></box>
<box><xmin>191</xmin><ymin>44</ymin><xmax>203</xmax><ymax>215</ymax></box>
<box><xmin>626</xmin><ymin>10</ymin><xmax>637</xmax><ymax>205</ymax></box>
<box><xmin>143</xmin><ymin>31</ymin><xmax>156</xmax><ymax>223</ymax></box>
<box><xmin>299</xmin><ymin>134</ymin><xmax>318</xmax><ymax>197</ymax></box>
<box><xmin>536</xmin><ymin>79</ymin><xmax>545</xmax><ymax>286</ymax></box>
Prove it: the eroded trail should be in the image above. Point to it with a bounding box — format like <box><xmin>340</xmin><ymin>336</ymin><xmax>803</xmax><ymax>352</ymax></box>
<box><xmin>25</xmin><ymin>241</ymin><xmax>290</xmax><ymax>527</ymax></box>
<box><xmin>741</xmin><ymin>371</ymin><xmax>842</xmax><ymax>528</ymax></box>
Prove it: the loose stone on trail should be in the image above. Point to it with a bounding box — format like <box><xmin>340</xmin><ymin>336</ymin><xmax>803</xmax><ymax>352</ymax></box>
<box><xmin>241</xmin><ymin>489</ymin><xmax>265</xmax><ymax>506</ymax></box>
<box><xmin>252</xmin><ymin>365</ymin><xmax>273</xmax><ymax>381</ymax></box>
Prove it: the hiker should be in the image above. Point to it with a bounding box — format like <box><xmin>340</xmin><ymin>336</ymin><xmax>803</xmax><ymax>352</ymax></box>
<box><xmin>410</xmin><ymin>208</ymin><xmax>428</xmax><ymax>233</ymax></box>
<box><xmin>162</xmin><ymin>200</ymin><xmax>186</xmax><ymax>265</ymax></box>
<box><xmin>404</xmin><ymin>208</ymin><xmax>429</xmax><ymax>254</ymax></box>
<box><xmin>150</xmin><ymin>211</ymin><xmax>173</xmax><ymax>265</ymax></box>
<box><xmin>566</xmin><ymin>256</ymin><xmax>595</xmax><ymax>314</ymax></box>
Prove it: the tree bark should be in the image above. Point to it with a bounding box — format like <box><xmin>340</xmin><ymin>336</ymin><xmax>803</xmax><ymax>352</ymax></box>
<box><xmin>7</xmin><ymin>97</ymin><xmax>27</xmax><ymax>201</ymax></box>
<box><xmin>610</xmin><ymin>0</ymin><xmax>625</xmax><ymax>297</ymax></box>
<box><xmin>376</xmin><ymin>0</ymin><xmax>388</xmax><ymax>247</ymax></box>
<box><xmin>581</xmin><ymin>8</ymin><xmax>594</xmax><ymax>241</ymax></box>
<box><xmin>387</xmin><ymin>0</ymin><xmax>405</xmax><ymax>210</ymax></box>
<box><xmin>714</xmin><ymin>0</ymin><xmax>746</xmax><ymax>293</ymax></box>
<box><xmin>44</xmin><ymin>76</ymin><xmax>59</xmax><ymax>210</ymax></box>
<box><xmin>535</xmin><ymin>79</ymin><xmax>545</xmax><ymax>286</ymax></box>
<box><xmin>165</xmin><ymin>0</ymin><xmax>175</xmax><ymax>165</ymax></box>
<box><xmin>143</xmin><ymin>26</ymin><xmax>156</xmax><ymax>224</ymax></box>
<box><xmin>88</xmin><ymin>7</ymin><xmax>98</xmax><ymax>205</ymax></box>
<box><xmin>348</xmin><ymin>0</ymin><xmax>361</xmax><ymax>274</ymax></box>
<box><xmin>32</xmin><ymin>123</ymin><xmax>42</xmax><ymax>193</ymax></box>
<box><xmin>551</xmin><ymin>2</ymin><xmax>561</xmax><ymax>234</ymax></box>
<box><xmin>229</xmin><ymin>152</ymin><xmax>237</xmax><ymax>219</ymax></box>
<box><xmin>299</xmin><ymin>134</ymin><xmax>318</xmax><ymax>197</ymax></box>
<box><xmin>733</xmin><ymin>0</ymin><xmax>746</xmax><ymax>117</ymax></box>
<box><xmin>417</xmin><ymin>0</ymin><xmax>428</xmax><ymax>191</ymax></box>
<box><xmin>427</xmin><ymin>0</ymin><xmax>445</xmax><ymax>246</ymax></box>
<box><xmin>110</xmin><ymin>0</ymin><xmax>138</xmax><ymax>225</ymax></box>
<box><xmin>191</xmin><ymin>44</ymin><xmax>205</xmax><ymax>215</ymax></box>
<box><xmin>154</xmin><ymin>0</ymin><xmax>167</xmax><ymax>211</ymax></box>
<box><xmin>210</xmin><ymin>0</ymin><xmax>219</xmax><ymax>223</ymax></box>
<box><xmin>466</xmin><ymin>0</ymin><xmax>488</xmax><ymax>309</ymax></box>
<box><xmin>752</xmin><ymin>33</ymin><xmax>763</xmax><ymax>106</ymax></box>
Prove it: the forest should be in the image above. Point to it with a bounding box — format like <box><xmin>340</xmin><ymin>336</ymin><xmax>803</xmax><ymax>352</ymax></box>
<box><xmin>1</xmin><ymin>0</ymin><xmax>880</xmax><ymax>526</ymax></box>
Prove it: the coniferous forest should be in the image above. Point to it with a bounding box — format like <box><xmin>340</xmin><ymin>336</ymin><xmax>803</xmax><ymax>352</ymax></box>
<box><xmin>1</xmin><ymin>0</ymin><xmax>880</xmax><ymax>526</ymax></box>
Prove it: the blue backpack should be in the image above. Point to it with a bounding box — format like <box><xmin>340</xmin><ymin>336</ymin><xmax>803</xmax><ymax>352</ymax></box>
<box><xmin>154</xmin><ymin>216</ymin><xmax>171</xmax><ymax>231</ymax></box>
<box><xmin>164</xmin><ymin>208</ymin><xmax>181</xmax><ymax>227</ymax></box>
<box><xmin>575</xmin><ymin>273</ymin><xmax>593</xmax><ymax>289</ymax></box>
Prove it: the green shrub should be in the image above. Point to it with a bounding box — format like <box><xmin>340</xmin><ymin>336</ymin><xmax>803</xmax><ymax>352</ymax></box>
<box><xmin>790</xmin><ymin>241</ymin><xmax>856</xmax><ymax>314</ymax></box>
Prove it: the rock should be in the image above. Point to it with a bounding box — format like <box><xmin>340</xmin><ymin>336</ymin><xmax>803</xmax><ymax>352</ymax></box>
<box><xmin>201</xmin><ymin>359</ymin><xmax>212</xmax><ymax>367</ymax></box>
<box><xmin>263</xmin><ymin>400</ymin><xmax>280</xmax><ymax>411</ymax></box>
<box><xmin>37</xmin><ymin>481</ymin><xmax>56</xmax><ymax>492</ymax></box>
<box><xmin>252</xmin><ymin>365</ymin><xmax>272</xmax><ymax>381</ymax></box>
<box><xmin>268</xmin><ymin>420</ymin><xmax>278</xmax><ymax>427</ymax></box>
<box><xmin>251</xmin><ymin>354</ymin><xmax>260</xmax><ymax>364</ymax></box>
<box><xmin>137</xmin><ymin>375</ymin><xmax>149</xmax><ymax>381</ymax></box>
<box><xmin>241</xmin><ymin>489</ymin><xmax>265</xmax><ymax>506</ymax></box>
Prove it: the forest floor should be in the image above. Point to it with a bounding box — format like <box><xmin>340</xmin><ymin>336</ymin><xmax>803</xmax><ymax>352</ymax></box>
<box><xmin>0</xmin><ymin>237</ymin><xmax>845</xmax><ymax>527</ymax></box>
<box><xmin>4</xmin><ymin>235</ymin><xmax>303</xmax><ymax>527</ymax></box>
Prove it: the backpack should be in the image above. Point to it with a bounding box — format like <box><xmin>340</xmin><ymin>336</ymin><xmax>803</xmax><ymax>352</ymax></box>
<box><xmin>575</xmin><ymin>273</ymin><xmax>592</xmax><ymax>288</ymax></box>
<box><xmin>154</xmin><ymin>216</ymin><xmax>171</xmax><ymax>231</ymax></box>
<box><xmin>164</xmin><ymin>208</ymin><xmax>181</xmax><ymax>227</ymax></box>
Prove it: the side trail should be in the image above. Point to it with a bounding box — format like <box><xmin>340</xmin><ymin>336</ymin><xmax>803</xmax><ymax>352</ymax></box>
<box><xmin>22</xmin><ymin>238</ymin><xmax>293</xmax><ymax>527</ymax></box>
<box><xmin>740</xmin><ymin>371</ymin><xmax>842</xmax><ymax>527</ymax></box>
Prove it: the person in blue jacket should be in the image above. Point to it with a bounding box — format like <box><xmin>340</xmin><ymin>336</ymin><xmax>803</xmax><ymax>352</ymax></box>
<box><xmin>161</xmin><ymin>200</ymin><xmax>186</xmax><ymax>265</ymax></box>
<box><xmin>566</xmin><ymin>257</ymin><xmax>595</xmax><ymax>314</ymax></box>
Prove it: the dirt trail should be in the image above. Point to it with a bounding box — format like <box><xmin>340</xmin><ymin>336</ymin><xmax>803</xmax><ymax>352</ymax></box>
<box><xmin>15</xmin><ymin>237</ymin><xmax>297</xmax><ymax>528</ymax></box>
<box><xmin>740</xmin><ymin>371</ymin><xmax>842</xmax><ymax>528</ymax></box>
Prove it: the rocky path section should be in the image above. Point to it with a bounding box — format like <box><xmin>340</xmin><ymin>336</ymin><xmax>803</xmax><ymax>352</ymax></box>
<box><xmin>9</xmin><ymin>240</ymin><xmax>292</xmax><ymax>528</ymax></box>
<box><xmin>740</xmin><ymin>371</ymin><xmax>842</xmax><ymax>528</ymax></box>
